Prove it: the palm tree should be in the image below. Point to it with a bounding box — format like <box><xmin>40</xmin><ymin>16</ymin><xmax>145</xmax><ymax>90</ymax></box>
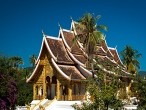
<box><xmin>29</xmin><ymin>54</ymin><xmax>37</xmax><ymax>67</ymax></box>
<box><xmin>121</xmin><ymin>45</ymin><xmax>141</xmax><ymax>74</ymax></box>
<box><xmin>74</xmin><ymin>13</ymin><xmax>107</xmax><ymax>77</ymax></box>
<box><xmin>76</xmin><ymin>13</ymin><xmax>107</xmax><ymax>56</ymax></box>
<box><xmin>120</xmin><ymin>46</ymin><xmax>141</xmax><ymax>104</ymax></box>
<box><xmin>9</xmin><ymin>56</ymin><xmax>23</xmax><ymax>68</ymax></box>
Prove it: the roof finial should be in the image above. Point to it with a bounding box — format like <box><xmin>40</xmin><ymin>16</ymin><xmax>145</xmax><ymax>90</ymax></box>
<box><xmin>42</xmin><ymin>30</ymin><xmax>45</xmax><ymax>37</ymax></box>
<box><xmin>58</xmin><ymin>22</ymin><xmax>62</xmax><ymax>30</ymax></box>
<box><xmin>115</xmin><ymin>45</ymin><xmax>117</xmax><ymax>49</ymax></box>
<box><xmin>70</xmin><ymin>16</ymin><xmax>73</xmax><ymax>21</ymax></box>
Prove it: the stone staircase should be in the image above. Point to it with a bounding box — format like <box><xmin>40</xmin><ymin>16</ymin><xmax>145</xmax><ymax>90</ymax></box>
<box><xmin>45</xmin><ymin>100</ymin><xmax>81</xmax><ymax>110</ymax></box>
<box><xmin>30</xmin><ymin>99</ymin><xmax>50</xmax><ymax>110</ymax></box>
<box><xmin>29</xmin><ymin>99</ymin><xmax>81</xmax><ymax>110</ymax></box>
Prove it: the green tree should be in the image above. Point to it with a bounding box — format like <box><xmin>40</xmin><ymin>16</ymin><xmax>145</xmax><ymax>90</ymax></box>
<box><xmin>121</xmin><ymin>45</ymin><xmax>141</xmax><ymax>74</ymax></box>
<box><xmin>77</xmin><ymin>13</ymin><xmax>107</xmax><ymax>55</ymax></box>
<box><xmin>73</xmin><ymin>70</ymin><xmax>123</xmax><ymax>110</ymax></box>
<box><xmin>133</xmin><ymin>75</ymin><xmax>146</xmax><ymax>109</ymax></box>
<box><xmin>0</xmin><ymin>56</ymin><xmax>18</xmax><ymax>110</ymax></box>
<box><xmin>73</xmin><ymin>13</ymin><xmax>107</xmax><ymax>78</ymax></box>
<box><xmin>16</xmin><ymin>62</ymin><xmax>33</xmax><ymax>105</ymax></box>
<box><xmin>29</xmin><ymin>54</ymin><xmax>37</xmax><ymax>67</ymax></box>
<box><xmin>9</xmin><ymin>56</ymin><xmax>23</xmax><ymax>69</ymax></box>
<box><xmin>73</xmin><ymin>13</ymin><xmax>123</xmax><ymax>110</ymax></box>
<box><xmin>0</xmin><ymin>55</ymin><xmax>33</xmax><ymax>108</ymax></box>
<box><xmin>17</xmin><ymin>78</ymin><xmax>33</xmax><ymax>106</ymax></box>
<box><xmin>89</xmin><ymin>70</ymin><xmax>122</xmax><ymax>110</ymax></box>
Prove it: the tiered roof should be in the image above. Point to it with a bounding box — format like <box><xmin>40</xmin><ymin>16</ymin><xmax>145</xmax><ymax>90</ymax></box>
<box><xmin>27</xmin><ymin>20</ymin><xmax>130</xmax><ymax>83</ymax></box>
<box><xmin>46</xmin><ymin>37</ymin><xmax>73</xmax><ymax>64</ymax></box>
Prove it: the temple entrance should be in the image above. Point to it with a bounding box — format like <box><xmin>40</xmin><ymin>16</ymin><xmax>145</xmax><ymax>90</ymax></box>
<box><xmin>46</xmin><ymin>75</ymin><xmax>57</xmax><ymax>99</ymax></box>
<box><xmin>51</xmin><ymin>84</ymin><xmax>56</xmax><ymax>99</ymax></box>
<box><xmin>46</xmin><ymin>76</ymin><xmax>51</xmax><ymax>99</ymax></box>
<box><xmin>51</xmin><ymin>76</ymin><xmax>57</xmax><ymax>99</ymax></box>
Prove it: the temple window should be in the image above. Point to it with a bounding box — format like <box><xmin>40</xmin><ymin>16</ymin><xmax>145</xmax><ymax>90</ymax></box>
<box><xmin>80</xmin><ymin>84</ymin><xmax>85</xmax><ymax>95</ymax></box>
<box><xmin>73</xmin><ymin>84</ymin><xmax>75</xmax><ymax>95</ymax></box>
<box><xmin>62</xmin><ymin>85</ymin><xmax>68</xmax><ymax>95</ymax></box>
<box><xmin>78</xmin><ymin>84</ymin><xmax>81</xmax><ymax>95</ymax></box>
<box><xmin>46</xmin><ymin>76</ymin><xmax>50</xmax><ymax>84</ymax></box>
<box><xmin>52</xmin><ymin>75</ymin><xmax>57</xmax><ymax>84</ymax></box>
<box><xmin>74</xmin><ymin>84</ymin><xmax>79</xmax><ymax>95</ymax></box>
<box><xmin>39</xmin><ymin>86</ymin><xmax>43</xmax><ymax>96</ymax></box>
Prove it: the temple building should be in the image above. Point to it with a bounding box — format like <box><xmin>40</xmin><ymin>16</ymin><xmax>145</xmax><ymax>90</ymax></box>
<box><xmin>26</xmin><ymin>20</ymin><xmax>130</xmax><ymax>103</ymax></box>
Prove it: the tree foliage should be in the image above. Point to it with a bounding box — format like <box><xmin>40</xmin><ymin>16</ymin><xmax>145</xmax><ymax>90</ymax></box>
<box><xmin>9</xmin><ymin>56</ymin><xmax>23</xmax><ymax>68</ymax></box>
<box><xmin>29</xmin><ymin>54</ymin><xmax>37</xmax><ymax>67</ymax></box>
<box><xmin>133</xmin><ymin>75</ymin><xmax>146</xmax><ymax>109</ymax></box>
<box><xmin>73</xmin><ymin>13</ymin><xmax>107</xmax><ymax>69</ymax></box>
<box><xmin>76</xmin><ymin>13</ymin><xmax>107</xmax><ymax>55</ymax></box>
<box><xmin>121</xmin><ymin>45</ymin><xmax>141</xmax><ymax>74</ymax></box>
<box><xmin>73</xmin><ymin>13</ymin><xmax>123</xmax><ymax>110</ymax></box>
<box><xmin>17</xmin><ymin>78</ymin><xmax>33</xmax><ymax>106</ymax></box>
<box><xmin>0</xmin><ymin>56</ymin><xmax>18</xmax><ymax>109</ymax></box>
<box><xmin>87</xmin><ymin>71</ymin><xmax>123</xmax><ymax>110</ymax></box>
<box><xmin>0</xmin><ymin>55</ymin><xmax>33</xmax><ymax>109</ymax></box>
<box><xmin>73</xmin><ymin>69</ymin><xmax>123</xmax><ymax>110</ymax></box>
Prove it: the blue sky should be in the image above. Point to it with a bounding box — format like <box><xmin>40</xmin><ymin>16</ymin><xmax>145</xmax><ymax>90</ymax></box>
<box><xmin>0</xmin><ymin>0</ymin><xmax>145</xmax><ymax>71</ymax></box>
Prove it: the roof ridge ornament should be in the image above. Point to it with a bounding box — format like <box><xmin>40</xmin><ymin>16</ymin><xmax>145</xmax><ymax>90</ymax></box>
<box><xmin>70</xmin><ymin>16</ymin><xmax>73</xmax><ymax>21</ymax></box>
<box><xmin>42</xmin><ymin>30</ymin><xmax>46</xmax><ymax>37</ymax></box>
<box><xmin>115</xmin><ymin>45</ymin><xmax>117</xmax><ymax>49</ymax></box>
<box><xmin>58</xmin><ymin>22</ymin><xmax>62</xmax><ymax>30</ymax></box>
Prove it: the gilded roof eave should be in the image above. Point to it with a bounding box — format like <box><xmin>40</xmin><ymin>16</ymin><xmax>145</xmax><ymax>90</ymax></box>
<box><xmin>26</xmin><ymin>60</ymin><xmax>41</xmax><ymax>83</ymax></box>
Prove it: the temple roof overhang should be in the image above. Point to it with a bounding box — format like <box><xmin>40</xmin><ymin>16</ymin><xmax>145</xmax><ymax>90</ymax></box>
<box><xmin>26</xmin><ymin>60</ymin><xmax>43</xmax><ymax>83</ymax></box>
<box><xmin>27</xmin><ymin>20</ymin><xmax>131</xmax><ymax>83</ymax></box>
<box><xmin>27</xmin><ymin>35</ymin><xmax>90</xmax><ymax>83</ymax></box>
<box><xmin>51</xmin><ymin>58</ymin><xmax>86</xmax><ymax>81</ymax></box>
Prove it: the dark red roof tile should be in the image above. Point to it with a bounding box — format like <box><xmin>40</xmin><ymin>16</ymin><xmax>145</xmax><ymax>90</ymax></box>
<box><xmin>58</xmin><ymin>65</ymin><xmax>85</xmax><ymax>80</ymax></box>
<box><xmin>62</xmin><ymin>31</ymin><xmax>83</xmax><ymax>55</ymax></box>
<box><xmin>73</xmin><ymin>54</ymin><xmax>87</xmax><ymax>64</ymax></box>
<box><xmin>95</xmin><ymin>47</ymin><xmax>107</xmax><ymax>56</ymax></box>
<box><xmin>47</xmin><ymin>38</ymin><xmax>74</xmax><ymax>64</ymax></box>
<box><xmin>109</xmin><ymin>48</ymin><xmax>123</xmax><ymax>66</ymax></box>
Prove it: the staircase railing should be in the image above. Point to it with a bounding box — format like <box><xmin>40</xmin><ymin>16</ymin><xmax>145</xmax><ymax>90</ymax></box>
<box><xmin>41</xmin><ymin>97</ymin><xmax>57</xmax><ymax>109</ymax></box>
<box><xmin>31</xmin><ymin>99</ymin><xmax>44</xmax><ymax>110</ymax></box>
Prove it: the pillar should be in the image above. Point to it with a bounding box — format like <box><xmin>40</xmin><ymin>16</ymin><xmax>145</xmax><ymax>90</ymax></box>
<box><xmin>56</xmin><ymin>79</ymin><xmax>60</xmax><ymax>100</ymax></box>
<box><xmin>68</xmin><ymin>84</ymin><xmax>72</xmax><ymax>100</ymax></box>
<box><xmin>33</xmin><ymin>84</ymin><xmax>36</xmax><ymax>100</ymax></box>
<box><xmin>43</xmin><ymin>66</ymin><xmax>47</xmax><ymax>99</ymax></box>
<box><xmin>43</xmin><ymin>55</ymin><xmax>48</xmax><ymax>99</ymax></box>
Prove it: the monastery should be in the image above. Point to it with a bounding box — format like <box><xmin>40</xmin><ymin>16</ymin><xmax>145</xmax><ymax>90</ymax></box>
<box><xmin>26</xmin><ymin>20</ymin><xmax>130</xmax><ymax>109</ymax></box>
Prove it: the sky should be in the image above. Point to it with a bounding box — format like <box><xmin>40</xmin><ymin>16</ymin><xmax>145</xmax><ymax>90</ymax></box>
<box><xmin>0</xmin><ymin>0</ymin><xmax>145</xmax><ymax>71</ymax></box>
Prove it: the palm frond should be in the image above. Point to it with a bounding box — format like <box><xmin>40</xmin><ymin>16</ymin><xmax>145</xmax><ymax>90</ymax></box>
<box><xmin>97</xmin><ymin>25</ymin><xmax>108</xmax><ymax>31</ymax></box>
<box><xmin>72</xmin><ymin>35</ymin><xmax>79</xmax><ymax>48</ymax></box>
<box><xmin>93</xmin><ymin>31</ymin><xmax>104</xmax><ymax>43</ymax></box>
<box><xmin>120</xmin><ymin>45</ymin><xmax>141</xmax><ymax>73</ymax></box>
